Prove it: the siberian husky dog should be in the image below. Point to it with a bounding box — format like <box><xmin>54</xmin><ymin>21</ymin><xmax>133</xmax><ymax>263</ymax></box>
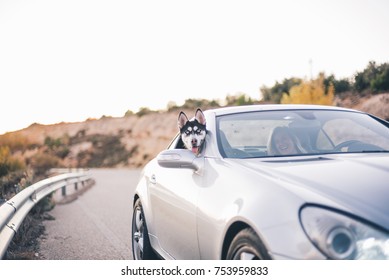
<box><xmin>178</xmin><ymin>108</ymin><xmax>207</xmax><ymax>155</ymax></box>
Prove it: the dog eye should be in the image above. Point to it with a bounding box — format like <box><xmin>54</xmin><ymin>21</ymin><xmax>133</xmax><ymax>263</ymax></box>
<box><xmin>185</xmin><ymin>130</ymin><xmax>191</xmax><ymax>135</ymax></box>
<box><xmin>195</xmin><ymin>129</ymin><xmax>202</xmax><ymax>134</ymax></box>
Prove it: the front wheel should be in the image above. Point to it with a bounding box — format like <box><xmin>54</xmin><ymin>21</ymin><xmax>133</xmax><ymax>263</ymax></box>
<box><xmin>132</xmin><ymin>198</ymin><xmax>158</xmax><ymax>260</ymax></box>
<box><xmin>226</xmin><ymin>228</ymin><xmax>270</xmax><ymax>260</ymax></box>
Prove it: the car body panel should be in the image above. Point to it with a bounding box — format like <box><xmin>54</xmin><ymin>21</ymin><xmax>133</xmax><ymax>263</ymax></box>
<box><xmin>147</xmin><ymin>159</ymin><xmax>202</xmax><ymax>259</ymax></box>
<box><xmin>133</xmin><ymin>104</ymin><xmax>389</xmax><ymax>260</ymax></box>
<box><xmin>239</xmin><ymin>154</ymin><xmax>389</xmax><ymax>228</ymax></box>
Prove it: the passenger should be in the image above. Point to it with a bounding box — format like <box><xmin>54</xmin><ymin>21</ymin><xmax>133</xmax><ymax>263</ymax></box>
<box><xmin>267</xmin><ymin>127</ymin><xmax>307</xmax><ymax>156</ymax></box>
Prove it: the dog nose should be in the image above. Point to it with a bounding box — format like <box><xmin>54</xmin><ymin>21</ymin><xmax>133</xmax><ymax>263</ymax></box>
<box><xmin>191</xmin><ymin>139</ymin><xmax>197</xmax><ymax>145</ymax></box>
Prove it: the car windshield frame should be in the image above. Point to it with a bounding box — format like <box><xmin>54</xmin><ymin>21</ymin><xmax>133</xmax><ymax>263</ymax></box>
<box><xmin>216</xmin><ymin>109</ymin><xmax>389</xmax><ymax>159</ymax></box>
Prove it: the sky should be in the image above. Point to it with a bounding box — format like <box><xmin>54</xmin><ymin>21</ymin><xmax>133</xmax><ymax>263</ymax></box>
<box><xmin>0</xmin><ymin>0</ymin><xmax>388</xmax><ymax>134</ymax></box>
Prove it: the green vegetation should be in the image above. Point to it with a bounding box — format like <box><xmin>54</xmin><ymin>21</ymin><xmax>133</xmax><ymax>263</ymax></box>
<box><xmin>261</xmin><ymin>77</ymin><xmax>303</xmax><ymax>104</ymax></box>
<box><xmin>123</xmin><ymin>61</ymin><xmax>388</xmax><ymax>116</ymax></box>
<box><xmin>0</xmin><ymin>146</ymin><xmax>25</xmax><ymax>177</ymax></box>
<box><xmin>281</xmin><ymin>73</ymin><xmax>334</xmax><ymax>105</ymax></box>
<box><xmin>75</xmin><ymin>134</ymin><xmax>131</xmax><ymax>167</ymax></box>
<box><xmin>262</xmin><ymin>61</ymin><xmax>389</xmax><ymax>103</ymax></box>
<box><xmin>167</xmin><ymin>93</ymin><xmax>257</xmax><ymax>113</ymax></box>
<box><xmin>354</xmin><ymin>61</ymin><xmax>389</xmax><ymax>94</ymax></box>
<box><xmin>44</xmin><ymin>136</ymin><xmax>70</xmax><ymax>159</ymax></box>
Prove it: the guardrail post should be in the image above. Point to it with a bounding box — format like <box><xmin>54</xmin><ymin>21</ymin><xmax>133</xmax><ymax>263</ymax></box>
<box><xmin>61</xmin><ymin>185</ymin><xmax>66</xmax><ymax>197</ymax></box>
<box><xmin>74</xmin><ymin>182</ymin><xmax>78</xmax><ymax>191</ymax></box>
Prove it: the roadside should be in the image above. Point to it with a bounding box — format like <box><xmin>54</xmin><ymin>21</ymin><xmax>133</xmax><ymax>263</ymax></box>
<box><xmin>4</xmin><ymin>178</ymin><xmax>95</xmax><ymax>260</ymax></box>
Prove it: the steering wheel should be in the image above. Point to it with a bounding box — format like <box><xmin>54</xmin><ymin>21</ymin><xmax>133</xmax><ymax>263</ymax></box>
<box><xmin>333</xmin><ymin>140</ymin><xmax>363</xmax><ymax>152</ymax></box>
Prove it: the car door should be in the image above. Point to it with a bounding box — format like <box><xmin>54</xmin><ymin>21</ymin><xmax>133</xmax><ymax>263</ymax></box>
<box><xmin>148</xmin><ymin>163</ymin><xmax>202</xmax><ymax>259</ymax></box>
<box><xmin>148</xmin><ymin>136</ymin><xmax>202</xmax><ymax>259</ymax></box>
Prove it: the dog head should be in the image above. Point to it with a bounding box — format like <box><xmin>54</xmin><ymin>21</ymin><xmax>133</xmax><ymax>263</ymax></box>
<box><xmin>178</xmin><ymin>108</ymin><xmax>207</xmax><ymax>155</ymax></box>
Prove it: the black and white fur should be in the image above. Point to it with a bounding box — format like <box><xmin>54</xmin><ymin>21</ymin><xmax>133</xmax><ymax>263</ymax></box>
<box><xmin>178</xmin><ymin>108</ymin><xmax>207</xmax><ymax>155</ymax></box>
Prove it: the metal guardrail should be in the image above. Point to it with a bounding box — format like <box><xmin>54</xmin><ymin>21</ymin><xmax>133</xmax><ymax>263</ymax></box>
<box><xmin>0</xmin><ymin>171</ymin><xmax>92</xmax><ymax>259</ymax></box>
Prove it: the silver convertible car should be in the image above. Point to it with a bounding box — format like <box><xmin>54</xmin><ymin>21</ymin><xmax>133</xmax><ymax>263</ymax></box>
<box><xmin>131</xmin><ymin>104</ymin><xmax>389</xmax><ymax>260</ymax></box>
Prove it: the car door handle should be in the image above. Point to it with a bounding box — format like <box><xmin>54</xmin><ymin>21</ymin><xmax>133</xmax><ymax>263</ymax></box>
<box><xmin>150</xmin><ymin>174</ymin><xmax>156</xmax><ymax>184</ymax></box>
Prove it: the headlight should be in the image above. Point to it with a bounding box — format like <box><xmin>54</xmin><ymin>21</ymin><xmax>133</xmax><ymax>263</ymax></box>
<box><xmin>300</xmin><ymin>206</ymin><xmax>389</xmax><ymax>259</ymax></box>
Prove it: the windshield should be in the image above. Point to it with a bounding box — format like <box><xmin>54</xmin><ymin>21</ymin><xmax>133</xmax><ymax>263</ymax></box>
<box><xmin>216</xmin><ymin>109</ymin><xmax>389</xmax><ymax>158</ymax></box>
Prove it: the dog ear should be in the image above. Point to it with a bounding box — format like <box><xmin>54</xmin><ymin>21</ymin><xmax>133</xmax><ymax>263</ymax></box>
<box><xmin>195</xmin><ymin>108</ymin><xmax>206</xmax><ymax>125</ymax></box>
<box><xmin>178</xmin><ymin>111</ymin><xmax>189</xmax><ymax>129</ymax></box>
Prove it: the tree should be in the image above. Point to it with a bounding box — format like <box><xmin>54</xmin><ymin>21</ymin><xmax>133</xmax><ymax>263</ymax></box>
<box><xmin>354</xmin><ymin>61</ymin><xmax>379</xmax><ymax>93</ymax></box>
<box><xmin>371</xmin><ymin>63</ymin><xmax>389</xmax><ymax>92</ymax></box>
<box><xmin>353</xmin><ymin>61</ymin><xmax>389</xmax><ymax>94</ymax></box>
<box><xmin>225</xmin><ymin>93</ymin><xmax>254</xmax><ymax>106</ymax></box>
<box><xmin>136</xmin><ymin>107</ymin><xmax>155</xmax><ymax>117</ymax></box>
<box><xmin>281</xmin><ymin>73</ymin><xmax>334</xmax><ymax>105</ymax></box>
<box><xmin>180</xmin><ymin>98</ymin><xmax>221</xmax><ymax>110</ymax></box>
<box><xmin>324</xmin><ymin>75</ymin><xmax>352</xmax><ymax>94</ymax></box>
<box><xmin>261</xmin><ymin>77</ymin><xmax>302</xmax><ymax>104</ymax></box>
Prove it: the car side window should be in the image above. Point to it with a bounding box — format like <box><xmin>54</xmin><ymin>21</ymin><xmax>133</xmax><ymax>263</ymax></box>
<box><xmin>167</xmin><ymin>133</ymin><xmax>186</xmax><ymax>150</ymax></box>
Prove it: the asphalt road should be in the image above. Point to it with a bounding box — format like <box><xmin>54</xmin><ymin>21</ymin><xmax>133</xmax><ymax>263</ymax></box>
<box><xmin>38</xmin><ymin>168</ymin><xmax>141</xmax><ymax>260</ymax></box>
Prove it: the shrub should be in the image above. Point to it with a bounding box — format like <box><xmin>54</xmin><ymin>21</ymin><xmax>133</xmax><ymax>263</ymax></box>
<box><xmin>281</xmin><ymin>73</ymin><xmax>334</xmax><ymax>105</ymax></box>
<box><xmin>29</xmin><ymin>153</ymin><xmax>61</xmax><ymax>177</ymax></box>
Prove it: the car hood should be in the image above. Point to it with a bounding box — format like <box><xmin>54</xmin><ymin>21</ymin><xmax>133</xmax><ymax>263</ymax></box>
<box><xmin>238</xmin><ymin>153</ymin><xmax>389</xmax><ymax>230</ymax></box>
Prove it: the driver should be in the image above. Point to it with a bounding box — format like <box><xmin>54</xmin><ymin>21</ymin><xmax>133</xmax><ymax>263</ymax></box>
<box><xmin>267</xmin><ymin>126</ymin><xmax>307</xmax><ymax>156</ymax></box>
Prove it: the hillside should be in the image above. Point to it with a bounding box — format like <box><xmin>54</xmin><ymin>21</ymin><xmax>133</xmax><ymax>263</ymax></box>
<box><xmin>2</xmin><ymin>93</ymin><xmax>389</xmax><ymax>169</ymax></box>
<box><xmin>5</xmin><ymin>110</ymin><xmax>179</xmax><ymax>169</ymax></box>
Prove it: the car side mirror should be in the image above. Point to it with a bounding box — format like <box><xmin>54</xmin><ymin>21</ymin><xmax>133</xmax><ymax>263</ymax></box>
<box><xmin>157</xmin><ymin>149</ymin><xmax>203</xmax><ymax>172</ymax></box>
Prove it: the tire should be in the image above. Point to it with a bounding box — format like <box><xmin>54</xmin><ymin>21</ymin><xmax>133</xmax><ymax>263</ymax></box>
<box><xmin>132</xmin><ymin>198</ymin><xmax>158</xmax><ymax>260</ymax></box>
<box><xmin>226</xmin><ymin>228</ymin><xmax>270</xmax><ymax>260</ymax></box>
